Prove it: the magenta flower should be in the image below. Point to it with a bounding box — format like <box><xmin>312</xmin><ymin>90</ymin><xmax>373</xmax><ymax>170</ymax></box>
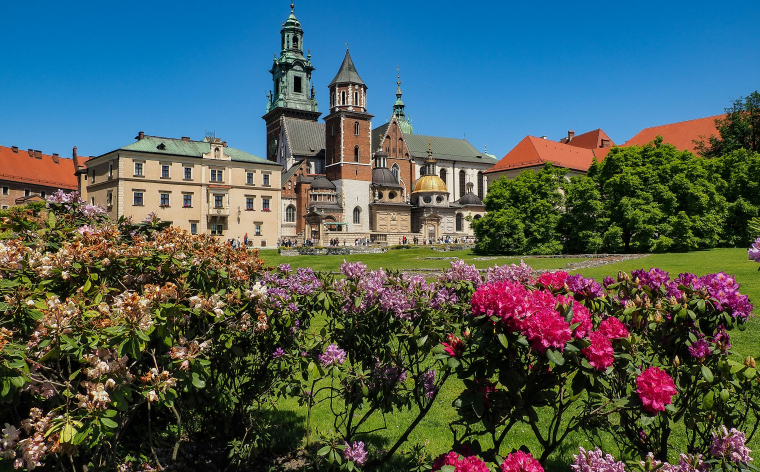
<box><xmin>340</xmin><ymin>260</ymin><xmax>367</xmax><ymax>279</ymax></box>
<box><xmin>343</xmin><ymin>441</ymin><xmax>368</xmax><ymax>465</ymax></box>
<box><xmin>582</xmin><ymin>332</ymin><xmax>615</xmax><ymax>371</ymax></box>
<box><xmin>444</xmin><ymin>259</ymin><xmax>483</xmax><ymax>286</ymax></box>
<box><xmin>687</xmin><ymin>339</ymin><xmax>711</xmax><ymax>359</ymax></box>
<box><xmin>433</xmin><ymin>452</ymin><xmax>489</xmax><ymax>472</ymax></box>
<box><xmin>566</xmin><ymin>274</ymin><xmax>604</xmax><ymax>299</ymax></box>
<box><xmin>272</xmin><ymin>347</ymin><xmax>285</xmax><ymax>359</ymax></box>
<box><xmin>537</xmin><ymin>271</ymin><xmax>568</xmax><ymax>291</ymax></box>
<box><xmin>636</xmin><ymin>367</ymin><xmax>677</xmax><ymax>414</ymax></box>
<box><xmin>319</xmin><ymin>344</ymin><xmax>346</xmax><ymax>366</ymax></box>
<box><xmin>521</xmin><ymin>307</ymin><xmax>572</xmax><ymax>353</ymax></box>
<box><xmin>598</xmin><ymin>317</ymin><xmax>629</xmax><ymax>339</ymax></box>
<box><xmin>500</xmin><ymin>451</ymin><xmax>544</xmax><ymax>472</ymax></box>
<box><xmin>471</xmin><ymin>281</ymin><xmax>531</xmax><ymax>327</ymax></box>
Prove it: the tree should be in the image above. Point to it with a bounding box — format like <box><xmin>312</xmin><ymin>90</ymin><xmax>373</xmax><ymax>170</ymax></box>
<box><xmin>696</xmin><ymin>91</ymin><xmax>760</xmax><ymax>157</ymax></box>
<box><xmin>561</xmin><ymin>175</ymin><xmax>605</xmax><ymax>253</ymax></box>
<box><xmin>473</xmin><ymin>163</ymin><xmax>565</xmax><ymax>254</ymax></box>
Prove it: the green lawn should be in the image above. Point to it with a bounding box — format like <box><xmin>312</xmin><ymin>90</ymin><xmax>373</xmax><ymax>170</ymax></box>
<box><xmin>265</xmin><ymin>247</ymin><xmax>759</xmax><ymax>467</ymax></box>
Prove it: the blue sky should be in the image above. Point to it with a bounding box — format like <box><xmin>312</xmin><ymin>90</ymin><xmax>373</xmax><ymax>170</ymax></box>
<box><xmin>0</xmin><ymin>0</ymin><xmax>757</xmax><ymax>159</ymax></box>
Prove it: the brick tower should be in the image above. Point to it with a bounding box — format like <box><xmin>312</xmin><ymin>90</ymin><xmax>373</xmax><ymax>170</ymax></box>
<box><xmin>324</xmin><ymin>48</ymin><xmax>374</xmax><ymax>232</ymax></box>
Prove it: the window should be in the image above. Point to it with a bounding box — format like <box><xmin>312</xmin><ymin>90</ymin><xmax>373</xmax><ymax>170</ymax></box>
<box><xmin>90</xmin><ymin>197</ymin><xmax>95</xmax><ymax>205</ymax></box>
<box><xmin>262</xmin><ymin>198</ymin><xmax>270</xmax><ymax>211</ymax></box>
<box><xmin>391</xmin><ymin>164</ymin><xmax>399</xmax><ymax>180</ymax></box>
<box><xmin>354</xmin><ymin>146</ymin><xmax>359</xmax><ymax>162</ymax></box>
<box><xmin>107</xmin><ymin>191</ymin><xmax>113</xmax><ymax>206</ymax></box>
<box><xmin>91</xmin><ymin>170</ymin><xmax>95</xmax><ymax>184</ymax></box>
<box><xmin>1</xmin><ymin>206</ymin><xmax>6</xmax><ymax>210</ymax></box>
<box><xmin>39</xmin><ymin>191</ymin><xmax>45</xmax><ymax>198</ymax></box>
<box><xmin>420</xmin><ymin>167</ymin><xmax>426</xmax><ymax>176</ymax></box>
<box><xmin>247</xmin><ymin>172</ymin><xmax>254</xmax><ymax>184</ymax></box>
<box><xmin>214</xmin><ymin>148</ymin><xmax>219</xmax><ymax>159</ymax></box>
<box><xmin>331</xmin><ymin>125</ymin><xmax>335</xmax><ymax>137</ymax></box>
<box><xmin>190</xmin><ymin>223</ymin><xmax>197</xmax><ymax>235</ymax></box>
<box><xmin>423</xmin><ymin>196</ymin><xmax>432</xmax><ymax>204</ymax></box>
<box><xmin>184</xmin><ymin>167</ymin><xmax>192</xmax><ymax>180</ymax></box>
<box><xmin>388</xmin><ymin>191</ymin><xmax>397</xmax><ymax>200</ymax></box>
<box><xmin>341</xmin><ymin>91</ymin><xmax>346</xmax><ymax>105</ymax></box>
<box><xmin>211</xmin><ymin>169</ymin><xmax>223</xmax><ymax>182</ymax></box>
<box><xmin>255</xmin><ymin>224</ymin><xmax>262</xmax><ymax>236</ymax></box>
<box><xmin>354</xmin><ymin>92</ymin><xmax>359</xmax><ymax>105</ymax></box>
<box><xmin>246</xmin><ymin>198</ymin><xmax>254</xmax><ymax>210</ymax></box>
<box><xmin>293</xmin><ymin>36</ymin><xmax>299</xmax><ymax>49</ymax></box>
<box><xmin>160</xmin><ymin>193</ymin><xmax>170</xmax><ymax>207</ymax></box>
<box><xmin>331</xmin><ymin>149</ymin><xmax>335</xmax><ymax>164</ymax></box>
<box><xmin>456</xmin><ymin>213</ymin><xmax>464</xmax><ymax>232</ymax></box>
<box><xmin>477</xmin><ymin>172</ymin><xmax>484</xmax><ymax>199</ymax></box>
<box><xmin>459</xmin><ymin>170</ymin><xmax>466</xmax><ymax>198</ymax></box>
<box><xmin>133</xmin><ymin>192</ymin><xmax>144</xmax><ymax>206</ymax></box>
<box><xmin>24</xmin><ymin>189</ymin><xmax>30</xmax><ymax>197</ymax></box>
<box><xmin>109</xmin><ymin>163</ymin><xmax>113</xmax><ymax>178</ymax></box>
<box><xmin>354</xmin><ymin>121</ymin><xmax>360</xmax><ymax>135</ymax></box>
<box><xmin>286</xmin><ymin>205</ymin><xmax>296</xmax><ymax>222</ymax></box>
<box><xmin>84</xmin><ymin>173</ymin><xmax>88</xmax><ymax>181</ymax></box>
<box><xmin>161</xmin><ymin>165</ymin><xmax>170</xmax><ymax>178</ymax></box>
<box><xmin>439</xmin><ymin>168</ymin><xmax>447</xmax><ymax>182</ymax></box>
<box><xmin>183</xmin><ymin>194</ymin><xmax>192</xmax><ymax>207</ymax></box>
<box><xmin>263</xmin><ymin>174</ymin><xmax>270</xmax><ymax>186</ymax></box>
<box><xmin>134</xmin><ymin>162</ymin><xmax>143</xmax><ymax>176</ymax></box>
<box><xmin>214</xmin><ymin>195</ymin><xmax>224</xmax><ymax>208</ymax></box>
<box><xmin>294</xmin><ymin>76</ymin><xmax>302</xmax><ymax>93</ymax></box>
<box><xmin>2</xmin><ymin>186</ymin><xmax>8</xmax><ymax>195</ymax></box>
<box><xmin>211</xmin><ymin>224</ymin><xmax>223</xmax><ymax>236</ymax></box>
<box><xmin>353</xmin><ymin>206</ymin><xmax>361</xmax><ymax>224</ymax></box>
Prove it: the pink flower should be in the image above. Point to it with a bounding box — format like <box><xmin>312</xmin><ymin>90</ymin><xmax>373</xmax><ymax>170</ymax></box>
<box><xmin>582</xmin><ymin>332</ymin><xmax>615</xmax><ymax>370</ymax></box>
<box><xmin>433</xmin><ymin>452</ymin><xmax>490</xmax><ymax>472</ymax></box>
<box><xmin>442</xmin><ymin>334</ymin><xmax>466</xmax><ymax>357</ymax></box>
<box><xmin>343</xmin><ymin>441</ymin><xmax>368</xmax><ymax>465</ymax></box>
<box><xmin>471</xmin><ymin>281</ymin><xmax>530</xmax><ymax>327</ymax></box>
<box><xmin>500</xmin><ymin>451</ymin><xmax>544</xmax><ymax>472</ymax></box>
<box><xmin>557</xmin><ymin>295</ymin><xmax>592</xmax><ymax>339</ymax></box>
<box><xmin>521</xmin><ymin>307</ymin><xmax>572</xmax><ymax>353</ymax></box>
<box><xmin>433</xmin><ymin>451</ymin><xmax>462</xmax><ymax>470</ymax></box>
<box><xmin>637</xmin><ymin>367</ymin><xmax>677</xmax><ymax>414</ymax></box>
<box><xmin>598</xmin><ymin>317</ymin><xmax>629</xmax><ymax>339</ymax></box>
<box><xmin>537</xmin><ymin>271</ymin><xmax>568</xmax><ymax>291</ymax></box>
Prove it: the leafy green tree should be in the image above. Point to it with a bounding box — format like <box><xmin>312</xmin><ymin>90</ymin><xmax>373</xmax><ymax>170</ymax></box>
<box><xmin>473</xmin><ymin>163</ymin><xmax>565</xmax><ymax>254</ymax></box>
<box><xmin>561</xmin><ymin>174</ymin><xmax>605</xmax><ymax>253</ymax></box>
<box><xmin>696</xmin><ymin>91</ymin><xmax>760</xmax><ymax>157</ymax></box>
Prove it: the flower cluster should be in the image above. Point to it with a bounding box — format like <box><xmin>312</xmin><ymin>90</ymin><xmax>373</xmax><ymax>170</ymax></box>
<box><xmin>537</xmin><ymin>271</ymin><xmax>568</xmax><ymax>291</ymax></box>
<box><xmin>500</xmin><ymin>451</ymin><xmax>544</xmax><ymax>472</ymax></box>
<box><xmin>709</xmin><ymin>426</ymin><xmax>753</xmax><ymax>463</ymax></box>
<box><xmin>432</xmin><ymin>451</ymin><xmax>490</xmax><ymax>472</ymax></box>
<box><xmin>343</xmin><ymin>441</ymin><xmax>368</xmax><ymax>465</ymax></box>
<box><xmin>443</xmin><ymin>259</ymin><xmax>483</xmax><ymax>286</ymax></box>
<box><xmin>319</xmin><ymin>344</ymin><xmax>347</xmax><ymax>366</ymax></box>
<box><xmin>636</xmin><ymin>367</ymin><xmax>677</xmax><ymax>414</ymax></box>
<box><xmin>571</xmin><ymin>447</ymin><xmax>625</xmax><ymax>472</ymax></box>
<box><xmin>675</xmin><ymin>272</ymin><xmax>753</xmax><ymax>320</ymax></box>
<box><xmin>566</xmin><ymin>274</ymin><xmax>604</xmax><ymax>299</ymax></box>
<box><xmin>340</xmin><ymin>260</ymin><xmax>368</xmax><ymax>280</ymax></box>
<box><xmin>582</xmin><ymin>332</ymin><xmax>615</xmax><ymax>371</ymax></box>
<box><xmin>420</xmin><ymin>369</ymin><xmax>436</xmax><ymax>399</ymax></box>
<box><xmin>485</xmin><ymin>260</ymin><xmax>534</xmax><ymax>285</ymax></box>
<box><xmin>748</xmin><ymin>237</ymin><xmax>760</xmax><ymax>263</ymax></box>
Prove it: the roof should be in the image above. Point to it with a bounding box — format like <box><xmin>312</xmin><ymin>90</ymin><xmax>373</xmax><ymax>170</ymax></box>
<box><xmin>372</xmin><ymin>167</ymin><xmax>402</xmax><ymax>189</ymax></box>
<box><xmin>457</xmin><ymin>192</ymin><xmax>483</xmax><ymax>206</ymax></box>
<box><xmin>412</xmin><ymin>175</ymin><xmax>448</xmax><ymax>193</ymax></box>
<box><xmin>310</xmin><ymin>176</ymin><xmax>336</xmax><ymax>190</ymax></box>
<box><xmin>485</xmin><ymin>136</ymin><xmax>609</xmax><ymax>174</ymax></box>
<box><xmin>623</xmin><ymin>115</ymin><xmax>722</xmax><ymax>152</ymax></box>
<box><xmin>371</xmin><ymin>124</ymin><xmax>497</xmax><ymax>165</ymax></box>
<box><xmin>101</xmin><ymin>135</ymin><xmax>279</xmax><ymax>166</ymax></box>
<box><xmin>282</xmin><ymin>118</ymin><xmax>325</xmax><ymax>157</ymax></box>
<box><xmin>564</xmin><ymin>129</ymin><xmax>615</xmax><ymax>150</ymax></box>
<box><xmin>281</xmin><ymin>159</ymin><xmax>305</xmax><ymax>186</ymax></box>
<box><xmin>329</xmin><ymin>50</ymin><xmax>365</xmax><ymax>87</ymax></box>
<box><xmin>0</xmin><ymin>146</ymin><xmax>78</xmax><ymax>190</ymax></box>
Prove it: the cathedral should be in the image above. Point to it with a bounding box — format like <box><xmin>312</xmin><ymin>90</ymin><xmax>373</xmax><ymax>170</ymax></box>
<box><xmin>264</xmin><ymin>6</ymin><xmax>496</xmax><ymax>245</ymax></box>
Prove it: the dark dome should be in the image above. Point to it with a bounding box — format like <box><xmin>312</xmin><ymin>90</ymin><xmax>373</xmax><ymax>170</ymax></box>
<box><xmin>373</xmin><ymin>149</ymin><xmax>389</xmax><ymax>159</ymax></box>
<box><xmin>458</xmin><ymin>193</ymin><xmax>483</xmax><ymax>206</ymax></box>
<box><xmin>372</xmin><ymin>167</ymin><xmax>402</xmax><ymax>188</ymax></box>
<box><xmin>310</xmin><ymin>176</ymin><xmax>336</xmax><ymax>190</ymax></box>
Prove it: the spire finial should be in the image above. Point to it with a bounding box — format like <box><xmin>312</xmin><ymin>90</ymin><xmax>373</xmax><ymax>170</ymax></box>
<box><xmin>428</xmin><ymin>138</ymin><xmax>432</xmax><ymax>157</ymax></box>
<box><xmin>397</xmin><ymin>65</ymin><xmax>400</xmax><ymax>86</ymax></box>
<box><xmin>346</xmin><ymin>42</ymin><xmax>349</xmax><ymax>50</ymax></box>
<box><xmin>291</xmin><ymin>2</ymin><xmax>294</xmax><ymax>13</ymax></box>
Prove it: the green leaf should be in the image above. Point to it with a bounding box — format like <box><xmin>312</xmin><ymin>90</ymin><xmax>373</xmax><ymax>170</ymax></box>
<box><xmin>720</xmin><ymin>389</ymin><xmax>730</xmax><ymax>401</ymax></box>
<box><xmin>317</xmin><ymin>446</ymin><xmax>331</xmax><ymax>456</ymax></box>
<box><xmin>441</xmin><ymin>466</ymin><xmax>457</xmax><ymax>472</ymax></box>
<box><xmin>416</xmin><ymin>335</ymin><xmax>428</xmax><ymax>347</ymax></box>
<box><xmin>703</xmin><ymin>390</ymin><xmax>715</xmax><ymax>409</ymax></box>
<box><xmin>447</xmin><ymin>357</ymin><xmax>460</xmax><ymax>369</ymax></box>
<box><xmin>61</xmin><ymin>423</ymin><xmax>77</xmax><ymax>443</ymax></box>
<box><xmin>497</xmin><ymin>333</ymin><xmax>509</xmax><ymax>349</ymax></box>
<box><xmin>192</xmin><ymin>372</ymin><xmax>206</xmax><ymax>388</ymax></box>
<box><xmin>701</xmin><ymin>365</ymin><xmax>714</xmax><ymax>383</ymax></box>
<box><xmin>546</xmin><ymin>349</ymin><xmax>565</xmax><ymax>366</ymax></box>
<box><xmin>744</xmin><ymin>368</ymin><xmax>757</xmax><ymax>379</ymax></box>
<box><xmin>100</xmin><ymin>417</ymin><xmax>118</xmax><ymax>429</ymax></box>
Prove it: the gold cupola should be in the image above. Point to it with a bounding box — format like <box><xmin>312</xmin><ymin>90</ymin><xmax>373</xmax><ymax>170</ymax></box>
<box><xmin>412</xmin><ymin>139</ymin><xmax>447</xmax><ymax>193</ymax></box>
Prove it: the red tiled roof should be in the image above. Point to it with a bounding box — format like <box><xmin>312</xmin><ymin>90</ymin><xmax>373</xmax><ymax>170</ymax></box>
<box><xmin>565</xmin><ymin>129</ymin><xmax>616</xmax><ymax>150</ymax></box>
<box><xmin>623</xmin><ymin>115</ymin><xmax>723</xmax><ymax>152</ymax></box>
<box><xmin>0</xmin><ymin>146</ymin><xmax>78</xmax><ymax>189</ymax></box>
<box><xmin>485</xmin><ymin>136</ymin><xmax>606</xmax><ymax>174</ymax></box>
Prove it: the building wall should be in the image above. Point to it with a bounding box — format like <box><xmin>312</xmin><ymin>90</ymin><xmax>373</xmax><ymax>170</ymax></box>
<box><xmin>334</xmin><ymin>179</ymin><xmax>370</xmax><ymax>232</ymax></box>
<box><xmin>0</xmin><ymin>180</ymin><xmax>62</xmax><ymax>209</ymax></box>
<box><xmin>485</xmin><ymin>166</ymin><xmax>585</xmax><ymax>187</ymax></box>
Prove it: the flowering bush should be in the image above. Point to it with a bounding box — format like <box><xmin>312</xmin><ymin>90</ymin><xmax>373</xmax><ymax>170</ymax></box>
<box><xmin>0</xmin><ymin>198</ymin><xmax>317</xmax><ymax>470</ymax></box>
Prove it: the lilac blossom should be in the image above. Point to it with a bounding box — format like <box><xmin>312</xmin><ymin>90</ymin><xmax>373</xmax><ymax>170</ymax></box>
<box><xmin>688</xmin><ymin>339</ymin><xmax>711</xmax><ymax>359</ymax></box>
<box><xmin>272</xmin><ymin>348</ymin><xmax>285</xmax><ymax>359</ymax></box>
<box><xmin>319</xmin><ymin>344</ymin><xmax>346</xmax><ymax>366</ymax></box>
<box><xmin>343</xmin><ymin>441</ymin><xmax>368</xmax><ymax>465</ymax></box>
<box><xmin>341</xmin><ymin>260</ymin><xmax>367</xmax><ymax>280</ymax></box>
<box><xmin>443</xmin><ymin>259</ymin><xmax>482</xmax><ymax>286</ymax></box>
<box><xmin>572</xmin><ymin>447</ymin><xmax>626</xmax><ymax>472</ymax></box>
<box><xmin>420</xmin><ymin>369</ymin><xmax>436</xmax><ymax>399</ymax></box>
<box><xmin>566</xmin><ymin>274</ymin><xmax>604</xmax><ymax>299</ymax></box>
<box><xmin>485</xmin><ymin>260</ymin><xmax>534</xmax><ymax>285</ymax></box>
<box><xmin>710</xmin><ymin>426</ymin><xmax>753</xmax><ymax>463</ymax></box>
<box><xmin>749</xmin><ymin>238</ymin><xmax>760</xmax><ymax>263</ymax></box>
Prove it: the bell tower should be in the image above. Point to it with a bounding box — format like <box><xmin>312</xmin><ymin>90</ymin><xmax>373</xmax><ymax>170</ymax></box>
<box><xmin>262</xmin><ymin>3</ymin><xmax>320</xmax><ymax>163</ymax></box>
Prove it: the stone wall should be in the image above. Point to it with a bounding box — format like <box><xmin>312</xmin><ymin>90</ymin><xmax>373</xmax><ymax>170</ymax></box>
<box><xmin>279</xmin><ymin>246</ymin><xmax>388</xmax><ymax>256</ymax></box>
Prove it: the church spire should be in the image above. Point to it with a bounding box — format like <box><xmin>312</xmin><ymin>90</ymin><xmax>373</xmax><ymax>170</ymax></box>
<box><xmin>393</xmin><ymin>66</ymin><xmax>413</xmax><ymax>134</ymax></box>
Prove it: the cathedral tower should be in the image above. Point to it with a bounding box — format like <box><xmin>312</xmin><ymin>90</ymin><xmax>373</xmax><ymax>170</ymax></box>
<box><xmin>263</xmin><ymin>4</ymin><xmax>320</xmax><ymax>162</ymax></box>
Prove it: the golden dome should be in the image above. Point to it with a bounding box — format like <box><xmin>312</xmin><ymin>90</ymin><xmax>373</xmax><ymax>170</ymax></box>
<box><xmin>412</xmin><ymin>175</ymin><xmax>448</xmax><ymax>193</ymax></box>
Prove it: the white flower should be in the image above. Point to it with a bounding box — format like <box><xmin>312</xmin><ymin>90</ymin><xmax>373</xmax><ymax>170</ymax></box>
<box><xmin>26</xmin><ymin>300</ymin><xmax>35</xmax><ymax>307</ymax></box>
<box><xmin>147</xmin><ymin>390</ymin><xmax>159</xmax><ymax>402</ymax></box>
<box><xmin>245</xmin><ymin>282</ymin><xmax>268</xmax><ymax>299</ymax></box>
<box><xmin>2</xmin><ymin>423</ymin><xmax>20</xmax><ymax>448</ymax></box>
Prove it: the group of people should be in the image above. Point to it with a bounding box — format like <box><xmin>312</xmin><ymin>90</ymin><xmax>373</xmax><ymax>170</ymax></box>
<box><xmin>277</xmin><ymin>235</ymin><xmax>477</xmax><ymax>248</ymax></box>
<box><xmin>227</xmin><ymin>233</ymin><xmax>249</xmax><ymax>250</ymax></box>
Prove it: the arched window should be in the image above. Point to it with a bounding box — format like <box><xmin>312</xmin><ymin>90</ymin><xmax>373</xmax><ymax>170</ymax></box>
<box><xmin>354</xmin><ymin>92</ymin><xmax>359</xmax><ymax>105</ymax></box>
<box><xmin>459</xmin><ymin>170</ymin><xmax>466</xmax><ymax>198</ymax></box>
<box><xmin>456</xmin><ymin>213</ymin><xmax>464</xmax><ymax>232</ymax></box>
<box><xmin>353</xmin><ymin>207</ymin><xmax>361</xmax><ymax>224</ymax></box>
<box><xmin>391</xmin><ymin>163</ymin><xmax>400</xmax><ymax>180</ymax></box>
<box><xmin>354</xmin><ymin>146</ymin><xmax>359</xmax><ymax>162</ymax></box>
<box><xmin>341</xmin><ymin>91</ymin><xmax>346</xmax><ymax>105</ymax></box>
<box><xmin>354</xmin><ymin>122</ymin><xmax>360</xmax><ymax>136</ymax></box>
<box><xmin>286</xmin><ymin>205</ymin><xmax>296</xmax><ymax>223</ymax></box>
<box><xmin>439</xmin><ymin>168</ymin><xmax>447</xmax><ymax>182</ymax></box>
<box><xmin>293</xmin><ymin>36</ymin><xmax>299</xmax><ymax>49</ymax></box>
<box><xmin>477</xmin><ymin>172</ymin><xmax>484</xmax><ymax>199</ymax></box>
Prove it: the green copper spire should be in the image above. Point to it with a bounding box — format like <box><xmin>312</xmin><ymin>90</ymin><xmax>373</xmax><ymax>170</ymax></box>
<box><xmin>266</xmin><ymin>3</ymin><xmax>318</xmax><ymax>114</ymax></box>
<box><xmin>393</xmin><ymin>67</ymin><xmax>413</xmax><ymax>134</ymax></box>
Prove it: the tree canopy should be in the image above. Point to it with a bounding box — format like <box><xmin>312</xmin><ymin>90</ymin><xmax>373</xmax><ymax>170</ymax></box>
<box><xmin>696</xmin><ymin>91</ymin><xmax>760</xmax><ymax>157</ymax></box>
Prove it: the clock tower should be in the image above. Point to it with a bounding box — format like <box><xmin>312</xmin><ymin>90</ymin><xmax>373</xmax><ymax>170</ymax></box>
<box><xmin>262</xmin><ymin>4</ymin><xmax>321</xmax><ymax>164</ymax></box>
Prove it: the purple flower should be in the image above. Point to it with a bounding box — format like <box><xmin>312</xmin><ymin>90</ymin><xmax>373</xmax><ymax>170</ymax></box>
<box><xmin>379</xmin><ymin>287</ymin><xmax>415</xmax><ymax>320</ymax></box>
<box><xmin>713</xmin><ymin>326</ymin><xmax>731</xmax><ymax>353</ymax></box>
<box><xmin>341</xmin><ymin>260</ymin><xmax>367</xmax><ymax>279</ymax></box>
<box><xmin>749</xmin><ymin>238</ymin><xmax>760</xmax><ymax>263</ymax></box>
<box><xmin>319</xmin><ymin>344</ymin><xmax>346</xmax><ymax>366</ymax></box>
<box><xmin>603</xmin><ymin>276</ymin><xmax>615</xmax><ymax>288</ymax></box>
<box><xmin>676</xmin><ymin>273</ymin><xmax>703</xmax><ymax>290</ymax></box>
<box><xmin>430</xmin><ymin>287</ymin><xmax>458</xmax><ymax>310</ymax></box>
<box><xmin>485</xmin><ymin>260</ymin><xmax>533</xmax><ymax>285</ymax></box>
<box><xmin>567</xmin><ymin>275</ymin><xmax>604</xmax><ymax>299</ymax></box>
<box><xmin>272</xmin><ymin>347</ymin><xmax>285</xmax><ymax>359</ymax></box>
<box><xmin>287</xmin><ymin>302</ymin><xmax>299</xmax><ymax>313</ymax></box>
<box><xmin>709</xmin><ymin>426</ymin><xmax>753</xmax><ymax>463</ymax></box>
<box><xmin>632</xmin><ymin>268</ymin><xmax>671</xmax><ymax>291</ymax></box>
<box><xmin>420</xmin><ymin>369</ymin><xmax>436</xmax><ymax>399</ymax></box>
<box><xmin>278</xmin><ymin>263</ymin><xmax>292</xmax><ymax>274</ymax></box>
<box><xmin>81</xmin><ymin>203</ymin><xmax>107</xmax><ymax>218</ymax></box>
<box><xmin>343</xmin><ymin>441</ymin><xmax>368</xmax><ymax>465</ymax></box>
<box><xmin>443</xmin><ymin>259</ymin><xmax>482</xmax><ymax>286</ymax></box>
<box><xmin>688</xmin><ymin>339</ymin><xmax>711</xmax><ymax>359</ymax></box>
<box><xmin>572</xmin><ymin>447</ymin><xmax>626</xmax><ymax>472</ymax></box>
<box><xmin>373</xmin><ymin>363</ymin><xmax>407</xmax><ymax>386</ymax></box>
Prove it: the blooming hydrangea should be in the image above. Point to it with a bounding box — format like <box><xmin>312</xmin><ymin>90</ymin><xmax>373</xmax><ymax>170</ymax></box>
<box><xmin>343</xmin><ymin>441</ymin><xmax>368</xmax><ymax>465</ymax></box>
<box><xmin>486</xmin><ymin>260</ymin><xmax>534</xmax><ymax>285</ymax></box>
<box><xmin>319</xmin><ymin>344</ymin><xmax>346</xmax><ymax>366</ymax></box>
<box><xmin>444</xmin><ymin>259</ymin><xmax>483</xmax><ymax>286</ymax></box>
<box><xmin>500</xmin><ymin>450</ymin><xmax>544</xmax><ymax>472</ymax></box>
<box><xmin>749</xmin><ymin>237</ymin><xmax>760</xmax><ymax>263</ymax></box>
<box><xmin>582</xmin><ymin>332</ymin><xmax>615</xmax><ymax>371</ymax></box>
<box><xmin>710</xmin><ymin>426</ymin><xmax>753</xmax><ymax>463</ymax></box>
<box><xmin>687</xmin><ymin>339</ymin><xmax>711</xmax><ymax>359</ymax></box>
<box><xmin>537</xmin><ymin>271</ymin><xmax>568</xmax><ymax>291</ymax></box>
<box><xmin>636</xmin><ymin>367</ymin><xmax>677</xmax><ymax>414</ymax></box>
<box><xmin>433</xmin><ymin>452</ymin><xmax>490</xmax><ymax>472</ymax></box>
<box><xmin>572</xmin><ymin>447</ymin><xmax>625</xmax><ymax>472</ymax></box>
<box><xmin>566</xmin><ymin>275</ymin><xmax>604</xmax><ymax>299</ymax></box>
<box><xmin>598</xmin><ymin>317</ymin><xmax>629</xmax><ymax>339</ymax></box>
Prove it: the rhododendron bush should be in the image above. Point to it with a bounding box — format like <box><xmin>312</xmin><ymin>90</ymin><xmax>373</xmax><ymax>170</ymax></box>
<box><xmin>0</xmin><ymin>196</ymin><xmax>319</xmax><ymax>470</ymax></box>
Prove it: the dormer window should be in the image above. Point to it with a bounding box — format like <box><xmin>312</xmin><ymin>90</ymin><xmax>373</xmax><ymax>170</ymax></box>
<box><xmin>157</xmin><ymin>143</ymin><xmax>166</xmax><ymax>150</ymax></box>
<box><xmin>214</xmin><ymin>148</ymin><xmax>220</xmax><ymax>159</ymax></box>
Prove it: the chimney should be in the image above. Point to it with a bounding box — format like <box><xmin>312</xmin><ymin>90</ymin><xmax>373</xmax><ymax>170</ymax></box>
<box><xmin>222</xmin><ymin>141</ymin><xmax>227</xmax><ymax>147</ymax></box>
<box><xmin>568</xmin><ymin>130</ymin><xmax>575</xmax><ymax>141</ymax></box>
<box><xmin>11</xmin><ymin>146</ymin><xmax>18</xmax><ymax>153</ymax></box>
<box><xmin>52</xmin><ymin>153</ymin><xmax>60</xmax><ymax>163</ymax></box>
<box><xmin>28</xmin><ymin>149</ymin><xmax>33</xmax><ymax>157</ymax></box>
<box><xmin>181</xmin><ymin>136</ymin><xmax>191</xmax><ymax>141</ymax></box>
<box><xmin>34</xmin><ymin>150</ymin><xmax>42</xmax><ymax>159</ymax></box>
<box><xmin>541</xmin><ymin>136</ymin><xmax>548</xmax><ymax>140</ymax></box>
<box><xmin>73</xmin><ymin>146</ymin><xmax>78</xmax><ymax>159</ymax></box>
<box><xmin>600</xmin><ymin>139</ymin><xmax>610</xmax><ymax>148</ymax></box>
<box><xmin>136</xmin><ymin>131</ymin><xmax>145</xmax><ymax>140</ymax></box>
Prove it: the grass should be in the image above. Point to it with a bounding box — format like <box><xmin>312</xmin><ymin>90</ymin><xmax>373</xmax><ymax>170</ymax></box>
<box><xmin>264</xmin><ymin>247</ymin><xmax>760</xmax><ymax>467</ymax></box>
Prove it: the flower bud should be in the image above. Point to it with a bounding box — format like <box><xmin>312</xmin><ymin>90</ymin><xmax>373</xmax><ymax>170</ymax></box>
<box><xmin>673</xmin><ymin>356</ymin><xmax>680</xmax><ymax>367</ymax></box>
<box><xmin>634</xmin><ymin>295</ymin><xmax>642</xmax><ymax>307</ymax></box>
<box><xmin>462</xmin><ymin>328</ymin><xmax>471</xmax><ymax>340</ymax></box>
<box><xmin>752</xmin><ymin>358</ymin><xmax>757</xmax><ymax>369</ymax></box>
<box><xmin>655</xmin><ymin>300</ymin><xmax>662</xmax><ymax>310</ymax></box>
<box><xmin>669</xmin><ymin>296</ymin><xmax>678</xmax><ymax>306</ymax></box>
<box><xmin>746</xmin><ymin>356</ymin><xmax>753</xmax><ymax>367</ymax></box>
<box><xmin>654</xmin><ymin>313</ymin><xmax>662</xmax><ymax>323</ymax></box>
